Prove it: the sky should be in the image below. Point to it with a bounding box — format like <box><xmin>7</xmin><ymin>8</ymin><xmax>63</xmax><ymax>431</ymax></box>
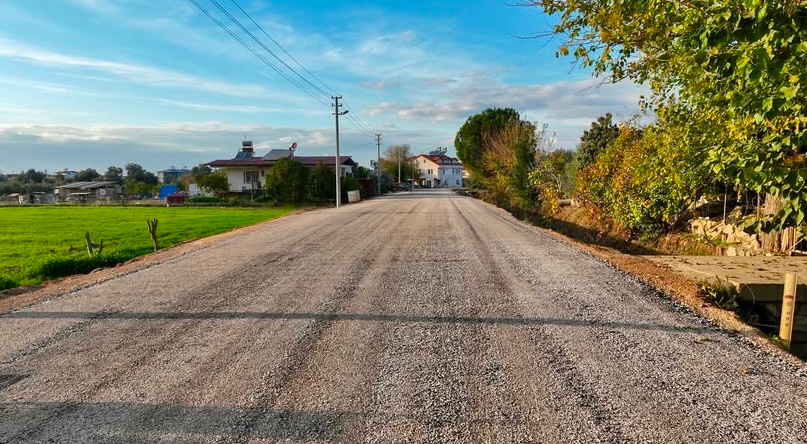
<box><xmin>0</xmin><ymin>0</ymin><xmax>648</xmax><ymax>174</ymax></box>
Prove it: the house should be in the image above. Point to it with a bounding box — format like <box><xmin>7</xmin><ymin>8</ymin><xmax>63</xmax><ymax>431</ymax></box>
<box><xmin>55</xmin><ymin>169</ymin><xmax>79</xmax><ymax>181</ymax></box>
<box><xmin>54</xmin><ymin>181</ymin><xmax>121</xmax><ymax>201</ymax></box>
<box><xmin>157</xmin><ymin>166</ymin><xmax>191</xmax><ymax>184</ymax></box>
<box><xmin>207</xmin><ymin>140</ymin><xmax>357</xmax><ymax>193</ymax></box>
<box><xmin>413</xmin><ymin>149</ymin><xmax>464</xmax><ymax>188</ymax></box>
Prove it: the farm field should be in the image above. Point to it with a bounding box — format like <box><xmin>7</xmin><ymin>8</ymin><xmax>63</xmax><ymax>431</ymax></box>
<box><xmin>0</xmin><ymin>205</ymin><xmax>295</xmax><ymax>290</ymax></box>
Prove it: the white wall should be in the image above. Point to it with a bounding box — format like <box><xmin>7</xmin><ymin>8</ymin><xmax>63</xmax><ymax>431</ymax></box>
<box><xmin>224</xmin><ymin>168</ymin><xmax>264</xmax><ymax>192</ymax></box>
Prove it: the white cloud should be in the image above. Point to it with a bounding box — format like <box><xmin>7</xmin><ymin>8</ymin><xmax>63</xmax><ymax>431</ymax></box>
<box><xmin>0</xmin><ymin>37</ymin><xmax>273</xmax><ymax>99</ymax></box>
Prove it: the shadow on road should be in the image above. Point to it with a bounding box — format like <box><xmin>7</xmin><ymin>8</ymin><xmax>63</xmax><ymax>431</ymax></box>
<box><xmin>0</xmin><ymin>401</ymin><xmax>352</xmax><ymax>442</ymax></box>
<box><xmin>5</xmin><ymin>310</ymin><xmax>703</xmax><ymax>334</ymax></box>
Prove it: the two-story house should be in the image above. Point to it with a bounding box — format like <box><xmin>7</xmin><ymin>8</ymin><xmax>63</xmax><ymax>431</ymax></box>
<box><xmin>414</xmin><ymin>151</ymin><xmax>464</xmax><ymax>188</ymax></box>
<box><xmin>207</xmin><ymin>141</ymin><xmax>357</xmax><ymax>193</ymax></box>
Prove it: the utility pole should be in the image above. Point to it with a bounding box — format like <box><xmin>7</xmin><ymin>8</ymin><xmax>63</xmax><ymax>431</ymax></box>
<box><xmin>397</xmin><ymin>149</ymin><xmax>402</xmax><ymax>183</ymax></box>
<box><xmin>375</xmin><ymin>133</ymin><xmax>382</xmax><ymax>196</ymax></box>
<box><xmin>332</xmin><ymin>96</ymin><xmax>348</xmax><ymax>207</ymax></box>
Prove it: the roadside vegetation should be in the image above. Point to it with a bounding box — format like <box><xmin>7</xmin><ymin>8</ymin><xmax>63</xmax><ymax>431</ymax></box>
<box><xmin>457</xmin><ymin>1</ymin><xmax>806</xmax><ymax>250</ymax></box>
<box><xmin>0</xmin><ymin>206</ymin><xmax>294</xmax><ymax>290</ymax></box>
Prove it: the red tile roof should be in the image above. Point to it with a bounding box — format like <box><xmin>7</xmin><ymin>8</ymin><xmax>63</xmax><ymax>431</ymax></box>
<box><xmin>416</xmin><ymin>154</ymin><xmax>462</xmax><ymax>165</ymax></box>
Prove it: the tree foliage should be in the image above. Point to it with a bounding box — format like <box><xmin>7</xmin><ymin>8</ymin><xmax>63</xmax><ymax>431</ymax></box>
<box><xmin>577</xmin><ymin>122</ymin><xmax>713</xmax><ymax>234</ymax></box>
<box><xmin>529</xmin><ymin>0</ymin><xmax>807</xmax><ymax>231</ymax></box>
<box><xmin>577</xmin><ymin>113</ymin><xmax>618</xmax><ymax>168</ymax></box>
<box><xmin>457</xmin><ymin>109</ymin><xmax>537</xmax><ymax>207</ymax></box>
<box><xmin>265</xmin><ymin>158</ymin><xmax>308</xmax><ymax>203</ymax></box>
<box><xmin>104</xmin><ymin>166</ymin><xmax>123</xmax><ymax>183</ymax></box>
<box><xmin>380</xmin><ymin>144</ymin><xmax>415</xmax><ymax>182</ymax></box>
<box><xmin>199</xmin><ymin>171</ymin><xmax>229</xmax><ymax>196</ymax></box>
<box><xmin>76</xmin><ymin>168</ymin><xmax>100</xmax><ymax>182</ymax></box>
<box><xmin>455</xmin><ymin>108</ymin><xmax>520</xmax><ymax>179</ymax></box>
<box><xmin>307</xmin><ymin>163</ymin><xmax>335</xmax><ymax>202</ymax></box>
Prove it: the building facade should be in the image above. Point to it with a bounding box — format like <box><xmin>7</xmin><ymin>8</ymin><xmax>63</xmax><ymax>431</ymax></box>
<box><xmin>207</xmin><ymin>141</ymin><xmax>357</xmax><ymax>193</ymax></box>
<box><xmin>414</xmin><ymin>153</ymin><xmax>464</xmax><ymax>188</ymax></box>
<box><xmin>157</xmin><ymin>167</ymin><xmax>191</xmax><ymax>184</ymax></box>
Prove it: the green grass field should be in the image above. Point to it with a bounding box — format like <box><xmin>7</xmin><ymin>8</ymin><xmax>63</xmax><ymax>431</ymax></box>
<box><xmin>0</xmin><ymin>206</ymin><xmax>295</xmax><ymax>290</ymax></box>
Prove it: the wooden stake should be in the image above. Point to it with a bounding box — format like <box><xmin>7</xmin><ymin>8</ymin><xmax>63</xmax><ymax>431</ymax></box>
<box><xmin>780</xmin><ymin>272</ymin><xmax>797</xmax><ymax>350</ymax></box>
<box><xmin>147</xmin><ymin>218</ymin><xmax>159</xmax><ymax>252</ymax></box>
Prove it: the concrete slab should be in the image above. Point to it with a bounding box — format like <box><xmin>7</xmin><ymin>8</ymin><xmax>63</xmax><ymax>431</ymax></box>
<box><xmin>642</xmin><ymin>255</ymin><xmax>807</xmax><ymax>303</ymax></box>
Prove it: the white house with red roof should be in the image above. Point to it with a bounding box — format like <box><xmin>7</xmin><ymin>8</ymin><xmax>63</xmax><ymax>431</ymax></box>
<box><xmin>207</xmin><ymin>141</ymin><xmax>357</xmax><ymax>193</ymax></box>
<box><xmin>413</xmin><ymin>149</ymin><xmax>464</xmax><ymax>188</ymax></box>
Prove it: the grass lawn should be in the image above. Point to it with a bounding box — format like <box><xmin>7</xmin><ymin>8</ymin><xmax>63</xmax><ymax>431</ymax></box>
<box><xmin>0</xmin><ymin>205</ymin><xmax>295</xmax><ymax>290</ymax></box>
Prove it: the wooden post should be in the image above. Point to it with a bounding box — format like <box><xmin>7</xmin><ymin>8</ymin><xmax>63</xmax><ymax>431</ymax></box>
<box><xmin>780</xmin><ymin>272</ymin><xmax>797</xmax><ymax>350</ymax></box>
<box><xmin>147</xmin><ymin>218</ymin><xmax>159</xmax><ymax>252</ymax></box>
<box><xmin>85</xmin><ymin>232</ymin><xmax>94</xmax><ymax>256</ymax></box>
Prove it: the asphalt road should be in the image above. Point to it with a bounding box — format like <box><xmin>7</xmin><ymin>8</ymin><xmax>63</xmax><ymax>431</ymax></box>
<box><xmin>1</xmin><ymin>190</ymin><xmax>806</xmax><ymax>443</ymax></box>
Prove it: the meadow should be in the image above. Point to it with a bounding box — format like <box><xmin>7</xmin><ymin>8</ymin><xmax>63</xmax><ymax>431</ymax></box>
<box><xmin>0</xmin><ymin>205</ymin><xmax>295</xmax><ymax>290</ymax></box>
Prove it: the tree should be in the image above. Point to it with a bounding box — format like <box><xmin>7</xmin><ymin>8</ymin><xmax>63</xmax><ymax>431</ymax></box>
<box><xmin>104</xmin><ymin>166</ymin><xmax>123</xmax><ymax>183</ymax></box>
<box><xmin>353</xmin><ymin>165</ymin><xmax>373</xmax><ymax>179</ymax></box>
<box><xmin>124</xmin><ymin>163</ymin><xmax>157</xmax><ymax>185</ymax></box>
<box><xmin>454</xmin><ymin>107</ymin><xmax>520</xmax><ymax>179</ymax></box>
<box><xmin>577</xmin><ymin>114</ymin><xmax>618</xmax><ymax>168</ymax></box>
<box><xmin>264</xmin><ymin>158</ymin><xmax>308</xmax><ymax>203</ymax></box>
<box><xmin>199</xmin><ymin>171</ymin><xmax>230</xmax><ymax>196</ymax></box>
<box><xmin>528</xmin><ymin>0</ymin><xmax>807</xmax><ymax>231</ymax></box>
<box><xmin>307</xmin><ymin>163</ymin><xmax>335</xmax><ymax>202</ymax></box>
<box><xmin>479</xmin><ymin>117</ymin><xmax>537</xmax><ymax>206</ymax></box>
<box><xmin>191</xmin><ymin>164</ymin><xmax>212</xmax><ymax>180</ymax></box>
<box><xmin>19</xmin><ymin>169</ymin><xmax>45</xmax><ymax>184</ymax></box>
<box><xmin>76</xmin><ymin>168</ymin><xmax>100</xmax><ymax>182</ymax></box>
<box><xmin>381</xmin><ymin>144</ymin><xmax>414</xmax><ymax>182</ymax></box>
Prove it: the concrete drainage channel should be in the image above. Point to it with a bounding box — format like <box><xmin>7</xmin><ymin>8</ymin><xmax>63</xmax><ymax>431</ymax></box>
<box><xmin>644</xmin><ymin>255</ymin><xmax>807</xmax><ymax>356</ymax></box>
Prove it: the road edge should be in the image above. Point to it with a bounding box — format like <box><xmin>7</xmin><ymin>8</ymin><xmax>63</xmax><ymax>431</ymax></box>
<box><xmin>0</xmin><ymin>208</ymin><xmax>308</xmax><ymax>314</ymax></box>
<box><xmin>471</xmin><ymin>197</ymin><xmax>807</xmax><ymax>371</ymax></box>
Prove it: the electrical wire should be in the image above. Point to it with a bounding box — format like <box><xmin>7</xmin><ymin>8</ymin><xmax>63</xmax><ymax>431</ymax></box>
<box><xmin>188</xmin><ymin>0</ymin><xmax>330</xmax><ymax>107</ymax></box>
<box><xmin>228</xmin><ymin>0</ymin><xmax>338</xmax><ymax>97</ymax></box>
<box><xmin>191</xmin><ymin>0</ymin><xmax>381</xmax><ymax>144</ymax></box>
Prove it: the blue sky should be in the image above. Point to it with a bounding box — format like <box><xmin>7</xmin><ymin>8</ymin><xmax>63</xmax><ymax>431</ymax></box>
<box><xmin>0</xmin><ymin>0</ymin><xmax>647</xmax><ymax>174</ymax></box>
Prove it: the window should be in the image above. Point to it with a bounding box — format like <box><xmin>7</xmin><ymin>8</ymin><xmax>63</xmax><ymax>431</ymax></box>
<box><xmin>244</xmin><ymin>170</ymin><xmax>259</xmax><ymax>183</ymax></box>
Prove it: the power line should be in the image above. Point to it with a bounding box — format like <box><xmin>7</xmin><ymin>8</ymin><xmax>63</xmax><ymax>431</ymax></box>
<box><xmin>205</xmin><ymin>0</ymin><xmax>329</xmax><ymax>103</ymax></box>
<box><xmin>208</xmin><ymin>0</ymin><xmax>332</xmax><ymax>100</ymax></box>
<box><xmin>188</xmin><ymin>0</ymin><xmax>329</xmax><ymax>107</ymax></box>
<box><xmin>191</xmin><ymin>0</ymin><xmax>381</xmax><ymax>146</ymax></box>
<box><xmin>228</xmin><ymin>0</ymin><xmax>338</xmax><ymax>97</ymax></box>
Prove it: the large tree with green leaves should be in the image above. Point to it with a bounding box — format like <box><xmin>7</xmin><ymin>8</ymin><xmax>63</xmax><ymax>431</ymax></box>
<box><xmin>577</xmin><ymin>114</ymin><xmax>618</xmax><ymax>168</ymax></box>
<box><xmin>454</xmin><ymin>108</ymin><xmax>521</xmax><ymax>179</ymax></box>
<box><xmin>529</xmin><ymin>0</ymin><xmax>807</xmax><ymax>231</ymax></box>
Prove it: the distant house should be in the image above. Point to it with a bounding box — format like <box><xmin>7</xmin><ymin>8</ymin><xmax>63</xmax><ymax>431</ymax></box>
<box><xmin>55</xmin><ymin>169</ymin><xmax>79</xmax><ymax>181</ymax></box>
<box><xmin>157</xmin><ymin>166</ymin><xmax>191</xmax><ymax>184</ymax></box>
<box><xmin>54</xmin><ymin>181</ymin><xmax>121</xmax><ymax>201</ymax></box>
<box><xmin>9</xmin><ymin>192</ymin><xmax>55</xmax><ymax>205</ymax></box>
<box><xmin>414</xmin><ymin>150</ymin><xmax>464</xmax><ymax>188</ymax></box>
<box><xmin>207</xmin><ymin>141</ymin><xmax>357</xmax><ymax>193</ymax></box>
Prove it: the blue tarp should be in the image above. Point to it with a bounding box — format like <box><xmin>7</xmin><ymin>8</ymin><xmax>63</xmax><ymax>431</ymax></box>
<box><xmin>159</xmin><ymin>185</ymin><xmax>178</xmax><ymax>199</ymax></box>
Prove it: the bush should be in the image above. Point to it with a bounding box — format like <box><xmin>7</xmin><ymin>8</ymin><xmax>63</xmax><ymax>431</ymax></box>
<box><xmin>577</xmin><ymin>122</ymin><xmax>712</xmax><ymax>235</ymax></box>
<box><xmin>0</xmin><ymin>275</ymin><xmax>19</xmax><ymax>291</ymax></box>
<box><xmin>27</xmin><ymin>251</ymin><xmax>135</xmax><ymax>281</ymax></box>
<box><xmin>341</xmin><ymin>177</ymin><xmax>360</xmax><ymax>191</ymax></box>
<box><xmin>308</xmin><ymin>164</ymin><xmax>335</xmax><ymax>202</ymax></box>
<box><xmin>265</xmin><ymin>158</ymin><xmax>308</xmax><ymax>203</ymax></box>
